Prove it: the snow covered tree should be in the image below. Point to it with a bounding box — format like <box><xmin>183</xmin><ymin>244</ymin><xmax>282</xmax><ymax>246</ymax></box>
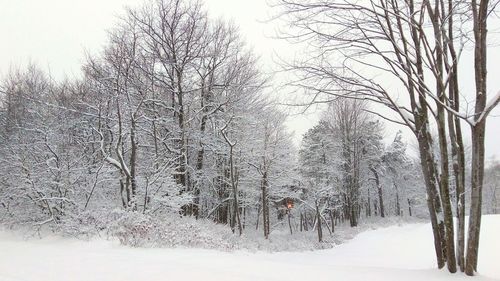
<box><xmin>273</xmin><ymin>0</ymin><xmax>500</xmax><ymax>273</ymax></box>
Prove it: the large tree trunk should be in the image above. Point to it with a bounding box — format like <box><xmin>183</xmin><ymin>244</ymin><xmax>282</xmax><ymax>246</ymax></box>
<box><xmin>440</xmin><ymin>0</ymin><xmax>466</xmax><ymax>271</ymax></box>
<box><xmin>436</xmin><ymin>104</ymin><xmax>457</xmax><ymax>273</ymax></box>
<box><xmin>446</xmin><ymin>35</ymin><xmax>466</xmax><ymax>273</ymax></box>
<box><xmin>467</xmin><ymin>122</ymin><xmax>486</xmax><ymax>275</ymax></box>
<box><xmin>465</xmin><ymin>0</ymin><xmax>488</xmax><ymax>275</ymax></box>
<box><xmin>415</xmin><ymin>124</ymin><xmax>446</xmax><ymax>269</ymax></box>
<box><xmin>428</xmin><ymin>0</ymin><xmax>457</xmax><ymax>271</ymax></box>
<box><xmin>404</xmin><ymin>0</ymin><xmax>447</xmax><ymax>269</ymax></box>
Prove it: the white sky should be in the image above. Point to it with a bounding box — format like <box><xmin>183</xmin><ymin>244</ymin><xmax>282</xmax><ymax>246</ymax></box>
<box><xmin>0</xmin><ymin>0</ymin><xmax>499</xmax><ymax>160</ymax></box>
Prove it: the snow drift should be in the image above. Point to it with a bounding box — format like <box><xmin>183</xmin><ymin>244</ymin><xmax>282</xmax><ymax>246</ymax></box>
<box><xmin>0</xmin><ymin>215</ymin><xmax>499</xmax><ymax>281</ymax></box>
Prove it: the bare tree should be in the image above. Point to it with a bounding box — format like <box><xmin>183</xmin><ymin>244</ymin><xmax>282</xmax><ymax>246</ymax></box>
<box><xmin>273</xmin><ymin>0</ymin><xmax>500</xmax><ymax>273</ymax></box>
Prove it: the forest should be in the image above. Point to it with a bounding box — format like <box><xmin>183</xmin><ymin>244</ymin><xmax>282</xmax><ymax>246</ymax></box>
<box><xmin>0</xmin><ymin>0</ymin><xmax>499</xmax><ymax>278</ymax></box>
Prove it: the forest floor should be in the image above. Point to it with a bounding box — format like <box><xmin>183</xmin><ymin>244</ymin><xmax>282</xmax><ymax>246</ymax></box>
<box><xmin>0</xmin><ymin>215</ymin><xmax>498</xmax><ymax>281</ymax></box>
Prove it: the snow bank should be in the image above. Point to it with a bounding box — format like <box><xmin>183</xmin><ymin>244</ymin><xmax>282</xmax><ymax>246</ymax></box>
<box><xmin>0</xmin><ymin>215</ymin><xmax>498</xmax><ymax>281</ymax></box>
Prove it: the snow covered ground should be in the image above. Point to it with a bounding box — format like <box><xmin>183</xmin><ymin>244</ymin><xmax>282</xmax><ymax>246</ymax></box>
<box><xmin>0</xmin><ymin>215</ymin><xmax>499</xmax><ymax>281</ymax></box>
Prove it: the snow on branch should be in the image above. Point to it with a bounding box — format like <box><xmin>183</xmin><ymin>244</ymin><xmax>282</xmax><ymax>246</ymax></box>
<box><xmin>471</xmin><ymin>90</ymin><xmax>500</xmax><ymax>126</ymax></box>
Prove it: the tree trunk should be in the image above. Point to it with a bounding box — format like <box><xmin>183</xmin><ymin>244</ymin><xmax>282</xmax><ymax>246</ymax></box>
<box><xmin>394</xmin><ymin>182</ymin><xmax>401</xmax><ymax>216</ymax></box>
<box><xmin>444</xmin><ymin>0</ymin><xmax>466</xmax><ymax>270</ymax></box>
<box><xmin>465</xmin><ymin>0</ymin><xmax>488</xmax><ymax>275</ymax></box>
<box><xmin>407</xmin><ymin>0</ymin><xmax>446</xmax><ymax>268</ymax></box>
<box><xmin>415</xmin><ymin>128</ymin><xmax>446</xmax><ymax>269</ymax></box>
<box><xmin>300</xmin><ymin>213</ymin><xmax>303</xmax><ymax>232</ymax></box>
<box><xmin>367</xmin><ymin>189</ymin><xmax>372</xmax><ymax>217</ymax></box>
<box><xmin>262</xmin><ymin>171</ymin><xmax>270</xmax><ymax>239</ymax></box>
<box><xmin>429</xmin><ymin>0</ymin><xmax>457</xmax><ymax>270</ymax></box>
<box><xmin>287</xmin><ymin>210</ymin><xmax>293</xmax><ymax>235</ymax></box>
<box><xmin>129</xmin><ymin>118</ymin><xmax>138</xmax><ymax>211</ymax></box>
<box><xmin>370</xmin><ymin>167</ymin><xmax>385</xmax><ymax>218</ymax></box>
<box><xmin>316</xmin><ymin>200</ymin><xmax>323</xmax><ymax>242</ymax></box>
<box><xmin>255</xmin><ymin>203</ymin><xmax>261</xmax><ymax>230</ymax></box>
<box><xmin>330</xmin><ymin>210</ymin><xmax>335</xmax><ymax>233</ymax></box>
<box><xmin>229</xmin><ymin>145</ymin><xmax>242</xmax><ymax>236</ymax></box>
<box><xmin>466</xmin><ymin>122</ymin><xmax>486</xmax><ymax>275</ymax></box>
<box><xmin>303</xmin><ymin>211</ymin><xmax>309</xmax><ymax>231</ymax></box>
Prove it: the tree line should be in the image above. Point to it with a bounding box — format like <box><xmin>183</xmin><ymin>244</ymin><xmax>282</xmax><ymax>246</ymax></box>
<box><xmin>0</xmin><ymin>0</ymin><xmax>294</xmax><ymax>236</ymax></box>
<box><xmin>0</xmin><ymin>0</ymin><xmax>423</xmax><ymax>239</ymax></box>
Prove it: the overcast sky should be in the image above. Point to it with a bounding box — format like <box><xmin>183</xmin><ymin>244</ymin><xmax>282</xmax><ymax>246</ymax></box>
<box><xmin>0</xmin><ymin>0</ymin><xmax>499</xmax><ymax>160</ymax></box>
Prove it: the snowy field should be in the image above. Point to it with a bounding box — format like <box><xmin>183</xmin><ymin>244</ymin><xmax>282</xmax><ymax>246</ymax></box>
<box><xmin>0</xmin><ymin>215</ymin><xmax>499</xmax><ymax>281</ymax></box>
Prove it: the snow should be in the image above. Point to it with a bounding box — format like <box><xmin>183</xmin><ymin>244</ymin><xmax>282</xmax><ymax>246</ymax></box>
<box><xmin>485</xmin><ymin>90</ymin><xmax>500</xmax><ymax>113</ymax></box>
<box><xmin>1</xmin><ymin>215</ymin><xmax>499</xmax><ymax>281</ymax></box>
<box><xmin>475</xmin><ymin>90</ymin><xmax>500</xmax><ymax>125</ymax></box>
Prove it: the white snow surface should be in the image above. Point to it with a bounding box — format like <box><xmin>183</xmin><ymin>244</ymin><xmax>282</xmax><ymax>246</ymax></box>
<box><xmin>1</xmin><ymin>215</ymin><xmax>499</xmax><ymax>281</ymax></box>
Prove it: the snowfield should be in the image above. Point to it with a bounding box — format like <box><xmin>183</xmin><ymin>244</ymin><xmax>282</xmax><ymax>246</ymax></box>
<box><xmin>1</xmin><ymin>215</ymin><xmax>499</xmax><ymax>281</ymax></box>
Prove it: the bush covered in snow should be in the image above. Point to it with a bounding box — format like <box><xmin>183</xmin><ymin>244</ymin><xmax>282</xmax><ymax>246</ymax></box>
<box><xmin>104</xmin><ymin>210</ymin><xmax>331</xmax><ymax>251</ymax></box>
<box><xmin>104</xmin><ymin>210</ymin><xmax>239</xmax><ymax>250</ymax></box>
<box><xmin>44</xmin><ymin>208</ymin><xmax>423</xmax><ymax>252</ymax></box>
<box><xmin>0</xmin><ymin>203</ymin><xmax>425</xmax><ymax>252</ymax></box>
